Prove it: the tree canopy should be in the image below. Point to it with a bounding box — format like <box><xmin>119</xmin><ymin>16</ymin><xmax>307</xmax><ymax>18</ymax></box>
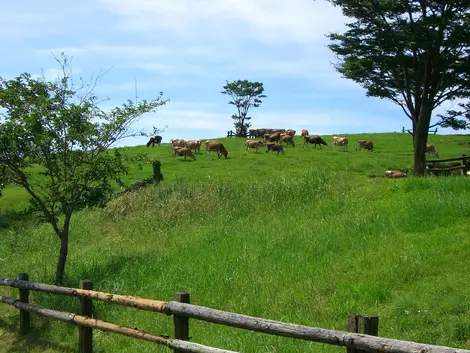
<box><xmin>221</xmin><ymin>80</ymin><xmax>266</xmax><ymax>137</ymax></box>
<box><xmin>326</xmin><ymin>0</ymin><xmax>470</xmax><ymax>175</ymax></box>
<box><xmin>0</xmin><ymin>55</ymin><xmax>168</xmax><ymax>283</ymax></box>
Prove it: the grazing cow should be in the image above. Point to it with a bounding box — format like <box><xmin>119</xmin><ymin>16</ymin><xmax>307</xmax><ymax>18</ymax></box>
<box><xmin>357</xmin><ymin>140</ymin><xmax>374</xmax><ymax>152</ymax></box>
<box><xmin>286</xmin><ymin>129</ymin><xmax>296</xmax><ymax>137</ymax></box>
<box><xmin>332</xmin><ymin>136</ymin><xmax>348</xmax><ymax>152</ymax></box>
<box><xmin>426</xmin><ymin>143</ymin><xmax>439</xmax><ymax>158</ymax></box>
<box><xmin>245</xmin><ymin>140</ymin><xmax>265</xmax><ymax>152</ymax></box>
<box><xmin>172</xmin><ymin>147</ymin><xmax>196</xmax><ymax>161</ymax></box>
<box><xmin>146</xmin><ymin>135</ymin><xmax>162</xmax><ymax>148</ymax></box>
<box><xmin>265</xmin><ymin>143</ymin><xmax>285</xmax><ymax>156</ymax></box>
<box><xmin>205</xmin><ymin>140</ymin><xmax>229</xmax><ymax>159</ymax></box>
<box><xmin>301</xmin><ymin>129</ymin><xmax>309</xmax><ymax>138</ymax></box>
<box><xmin>384</xmin><ymin>170</ymin><xmax>407</xmax><ymax>178</ymax></box>
<box><xmin>264</xmin><ymin>132</ymin><xmax>282</xmax><ymax>143</ymax></box>
<box><xmin>185</xmin><ymin>139</ymin><xmax>202</xmax><ymax>153</ymax></box>
<box><xmin>303</xmin><ymin>135</ymin><xmax>328</xmax><ymax>149</ymax></box>
<box><xmin>279</xmin><ymin>133</ymin><xmax>295</xmax><ymax>148</ymax></box>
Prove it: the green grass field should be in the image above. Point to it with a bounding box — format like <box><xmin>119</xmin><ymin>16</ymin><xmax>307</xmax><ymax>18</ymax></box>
<box><xmin>0</xmin><ymin>132</ymin><xmax>470</xmax><ymax>352</ymax></box>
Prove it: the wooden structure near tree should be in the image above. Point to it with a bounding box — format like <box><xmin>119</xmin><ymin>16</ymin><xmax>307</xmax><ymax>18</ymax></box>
<box><xmin>1</xmin><ymin>274</ymin><xmax>470</xmax><ymax>353</ymax></box>
<box><xmin>426</xmin><ymin>155</ymin><xmax>469</xmax><ymax>176</ymax></box>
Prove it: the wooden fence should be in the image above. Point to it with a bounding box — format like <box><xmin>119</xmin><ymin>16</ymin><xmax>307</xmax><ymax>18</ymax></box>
<box><xmin>1</xmin><ymin>274</ymin><xmax>470</xmax><ymax>353</ymax></box>
<box><xmin>426</xmin><ymin>155</ymin><xmax>470</xmax><ymax>176</ymax></box>
<box><xmin>402</xmin><ymin>127</ymin><xmax>438</xmax><ymax>134</ymax></box>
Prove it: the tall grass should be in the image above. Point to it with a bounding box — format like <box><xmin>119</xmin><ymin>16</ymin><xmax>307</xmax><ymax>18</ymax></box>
<box><xmin>1</xmin><ymin>162</ymin><xmax>470</xmax><ymax>352</ymax></box>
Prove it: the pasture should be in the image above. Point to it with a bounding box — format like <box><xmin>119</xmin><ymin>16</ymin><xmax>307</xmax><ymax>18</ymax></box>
<box><xmin>1</xmin><ymin>132</ymin><xmax>470</xmax><ymax>352</ymax></box>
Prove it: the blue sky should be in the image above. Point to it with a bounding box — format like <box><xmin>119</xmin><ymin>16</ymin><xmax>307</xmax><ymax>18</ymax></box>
<box><xmin>1</xmin><ymin>0</ymin><xmax>466</xmax><ymax>147</ymax></box>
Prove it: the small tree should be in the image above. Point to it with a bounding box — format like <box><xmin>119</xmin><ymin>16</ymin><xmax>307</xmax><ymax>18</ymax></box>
<box><xmin>0</xmin><ymin>55</ymin><xmax>168</xmax><ymax>283</ymax></box>
<box><xmin>326</xmin><ymin>1</ymin><xmax>470</xmax><ymax>175</ymax></box>
<box><xmin>221</xmin><ymin>80</ymin><xmax>266</xmax><ymax>137</ymax></box>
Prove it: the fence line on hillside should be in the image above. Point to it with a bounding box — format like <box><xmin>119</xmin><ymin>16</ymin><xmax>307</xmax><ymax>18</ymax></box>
<box><xmin>402</xmin><ymin>126</ymin><xmax>438</xmax><ymax>134</ymax></box>
<box><xmin>1</xmin><ymin>274</ymin><xmax>470</xmax><ymax>353</ymax></box>
<box><xmin>426</xmin><ymin>155</ymin><xmax>469</xmax><ymax>176</ymax></box>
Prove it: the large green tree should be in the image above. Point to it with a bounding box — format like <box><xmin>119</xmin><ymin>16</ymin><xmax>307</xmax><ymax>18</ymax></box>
<box><xmin>221</xmin><ymin>80</ymin><xmax>266</xmax><ymax>137</ymax></box>
<box><xmin>0</xmin><ymin>55</ymin><xmax>168</xmax><ymax>283</ymax></box>
<box><xmin>326</xmin><ymin>0</ymin><xmax>470</xmax><ymax>175</ymax></box>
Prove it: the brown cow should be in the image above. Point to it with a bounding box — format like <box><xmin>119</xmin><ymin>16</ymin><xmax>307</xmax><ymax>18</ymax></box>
<box><xmin>205</xmin><ymin>140</ymin><xmax>229</xmax><ymax>159</ymax></box>
<box><xmin>185</xmin><ymin>139</ymin><xmax>202</xmax><ymax>153</ymax></box>
<box><xmin>384</xmin><ymin>170</ymin><xmax>407</xmax><ymax>178</ymax></box>
<box><xmin>265</xmin><ymin>143</ymin><xmax>285</xmax><ymax>156</ymax></box>
<box><xmin>172</xmin><ymin>147</ymin><xmax>196</xmax><ymax>161</ymax></box>
<box><xmin>264</xmin><ymin>132</ymin><xmax>282</xmax><ymax>142</ymax></box>
<box><xmin>286</xmin><ymin>129</ymin><xmax>296</xmax><ymax>137</ymax></box>
<box><xmin>426</xmin><ymin>143</ymin><xmax>439</xmax><ymax>158</ymax></box>
<box><xmin>171</xmin><ymin>138</ymin><xmax>186</xmax><ymax>151</ymax></box>
<box><xmin>245</xmin><ymin>140</ymin><xmax>265</xmax><ymax>152</ymax></box>
<box><xmin>357</xmin><ymin>140</ymin><xmax>374</xmax><ymax>152</ymax></box>
<box><xmin>279</xmin><ymin>133</ymin><xmax>295</xmax><ymax>147</ymax></box>
<box><xmin>332</xmin><ymin>136</ymin><xmax>348</xmax><ymax>152</ymax></box>
<box><xmin>303</xmin><ymin>135</ymin><xmax>328</xmax><ymax>149</ymax></box>
<box><xmin>301</xmin><ymin>129</ymin><xmax>309</xmax><ymax>138</ymax></box>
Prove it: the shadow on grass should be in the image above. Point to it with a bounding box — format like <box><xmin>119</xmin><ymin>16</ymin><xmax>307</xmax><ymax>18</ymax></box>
<box><xmin>1</xmin><ymin>254</ymin><xmax>144</xmax><ymax>353</ymax></box>
<box><xmin>0</xmin><ymin>317</ymin><xmax>74</xmax><ymax>353</ymax></box>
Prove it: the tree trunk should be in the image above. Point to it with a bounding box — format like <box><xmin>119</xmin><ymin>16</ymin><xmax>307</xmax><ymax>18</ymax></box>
<box><xmin>55</xmin><ymin>213</ymin><xmax>72</xmax><ymax>284</ymax></box>
<box><xmin>413</xmin><ymin>103</ymin><xmax>433</xmax><ymax>176</ymax></box>
<box><xmin>237</xmin><ymin>118</ymin><xmax>245</xmax><ymax>137</ymax></box>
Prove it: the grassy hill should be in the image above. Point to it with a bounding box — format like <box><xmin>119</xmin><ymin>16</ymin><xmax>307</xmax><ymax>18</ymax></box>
<box><xmin>0</xmin><ymin>132</ymin><xmax>470</xmax><ymax>352</ymax></box>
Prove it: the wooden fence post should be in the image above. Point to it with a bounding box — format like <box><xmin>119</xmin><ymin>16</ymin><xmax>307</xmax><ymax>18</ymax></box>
<box><xmin>18</xmin><ymin>272</ymin><xmax>30</xmax><ymax>335</ymax></box>
<box><xmin>346</xmin><ymin>314</ymin><xmax>379</xmax><ymax>353</ymax></box>
<box><xmin>173</xmin><ymin>292</ymin><xmax>190</xmax><ymax>353</ymax></box>
<box><xmin>462</xmin><ymin>155</ymin><xmax>468</xmax><ymax>176</ymax></box>
<box><xmin>79</xmin><ymin>280</ymin><xmax>93</xmax><ymax>353</ymax></box>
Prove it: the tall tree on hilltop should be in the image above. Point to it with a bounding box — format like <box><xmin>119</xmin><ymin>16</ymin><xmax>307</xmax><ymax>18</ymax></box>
<box><xmin>326</xmin><ymin>0</ymin><xmax>470</xmax><ymax>175</ymax></box>
<box><xmin>0</xmin><ymin>54</ymin><xmax>168</xmax><ymax>283</ymax></box>
<box><xmin>221</xmin><ymin>80</ymin><xmax>266</xmax><ymax>137</ymax></box>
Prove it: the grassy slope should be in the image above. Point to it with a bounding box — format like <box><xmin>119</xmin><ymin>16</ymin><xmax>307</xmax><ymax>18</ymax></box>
<box><xmin>0</xmin><ymin>132</ymin><xmax>470</xmax><ymax>352</ymax></box>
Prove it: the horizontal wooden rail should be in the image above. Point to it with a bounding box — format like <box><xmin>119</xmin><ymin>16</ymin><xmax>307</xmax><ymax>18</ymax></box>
<box><xmin>2</xmin><ymin>278</ymin><xmax>470</xmax><ymax>352</ymax></box>
<box><xmin>0</xmin><ymin>278</ymin><xmax>167</xmax><ymax>313</ymax></box>
<box><xmin>426</xmin><ymin>156</ymin><xmax>468</xmax><ymax>164</ymax></box>
<box><xmin>0</xmin><ymin>296</ymin><xmax>238</xmax><ymax>353</ymax></box>
<box><xmin>427</xmin><ymin>165</ymin><xmax>466</xmax><ymax>172</ymax></box>
<box><xmin>164</xmin><ymin>302</ymin><xmax>470</xmax><ymax>353</ymax></box>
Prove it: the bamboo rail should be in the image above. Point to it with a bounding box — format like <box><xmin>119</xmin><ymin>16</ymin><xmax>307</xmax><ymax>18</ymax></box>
<box><xmin>0</xmin><ymin>278</ymin><xmax>167</xmax><ymax>312</ymax></box>
<box><xmin>0</xmin><ymin>295</ymin><xmax>238</xmax><ymax>353</ymax></box>
<box><xmin>2</xmin><ymin>277</ymin><xmax>470</xmax><ymax>353</ymax></box>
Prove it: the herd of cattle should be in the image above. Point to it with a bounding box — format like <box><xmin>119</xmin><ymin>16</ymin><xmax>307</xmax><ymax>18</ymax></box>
<box><xmin>146</xmin><ymin>128</ymin><xmax>441</xmax><ymax>178</ymax></box>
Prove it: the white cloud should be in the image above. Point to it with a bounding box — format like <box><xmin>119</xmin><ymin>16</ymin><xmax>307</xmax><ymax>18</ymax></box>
<box><xmin>99</xmin><ymin>0</ymin><xmax>348</xmax><ymax>44</ymax></box>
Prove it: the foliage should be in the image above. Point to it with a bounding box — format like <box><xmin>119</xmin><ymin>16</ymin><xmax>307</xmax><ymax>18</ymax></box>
<box><xmin>0</xmin><ymin>54</ymin><xmax>168</xmax><ymax>282</ymax></box>
<box><xmin>221</xmin><ymin>80</ymin><xmax>266</xmax><ymax>137</ymax></box>
<box><xmin>437</xmin><ymin>101</ymin><xmax>470</xmax><ymax>130</ymax></box>
<box><xmin>326</xmin><ymin>0</ymin><xmax>470</xmax><ymax>174</ymax></box>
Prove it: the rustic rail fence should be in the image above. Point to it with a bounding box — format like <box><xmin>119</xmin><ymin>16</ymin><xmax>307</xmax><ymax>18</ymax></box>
<box><xmin>1</xmin><ymin>274</ymin><xmax>470</xmax><ymax>353</ymax></box>
<box><xmin>402</xmin><ymin>126</ymin><xmax>438</xmax><ymax>134</ymax></box>
<box><xmin>426</xmin><ymin>155</ymin><xmax>469</xmax><ymax>176</ymax></box>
